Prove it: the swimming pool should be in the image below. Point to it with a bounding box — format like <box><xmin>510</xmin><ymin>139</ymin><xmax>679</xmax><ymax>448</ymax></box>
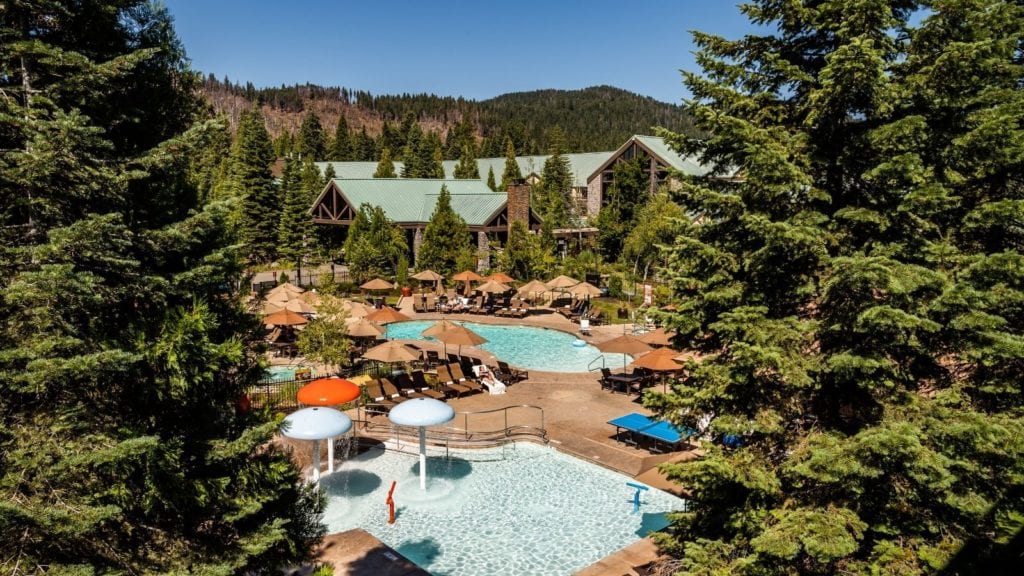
<box><xmin>321</xmin><ymin>442</ymin><xmax>685</xmax><ymax>575</ymax></box>
<box><xmin>382</xmin><ymin>320</ymin><xmax>629</xmax><ymax>372</ymax></box>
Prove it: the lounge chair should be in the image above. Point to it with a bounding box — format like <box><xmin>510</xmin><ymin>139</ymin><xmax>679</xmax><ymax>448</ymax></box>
<box><xmin>588</xmin><ymin>308</ymin><xmax>604</xmax><ymax>325</ymax></box>
<box><xmin>425</xmin><ymin>350</ymin><xmax>441</xmax><ymax>366</ymax></box>
<box><xmin>436</xmin><ymin>364</ymin><xmax>474</xmax><ymax>397</ymax></box>
<box><xmin>425</xmin><ymin>294</ymin><xmax>436</xmax><ymax>312</ymax></box>
<box><xmin>498</xmin><ymin>360</ymin><xmax>528</xmax><ymax>382</ymax></box>
<box><xmin>378</xmin><ymin>378</ymin><xmax>413</xmax><ymax>401</ymax></box>
<box><xmin>579</xmin><ymin>318</ymin><xmax>591</xmax><ymax>336</ymax></box>
<box><xmin>448</xmin><ymin>363</ymin><xmax>485</xmax><ymax>392</ymax></box>
<box><xmin>400</xmin><ymin>371</ymin><xmax>446</xmax><ymax>399</ymax></box>
<box><xmin>363</xmin><ymin>382</ymin><xmax>399</xmax><ymax>415</ymax></box>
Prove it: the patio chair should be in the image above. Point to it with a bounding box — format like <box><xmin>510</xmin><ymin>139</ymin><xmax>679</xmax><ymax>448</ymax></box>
<box><xmin>497</xmin><ymin>360</ymin><xmax>528</xmax><ymax>382</ymax></box>
<box><xmin>436</xmin><ymin>364</ymin><xmax>474</xmax><ymax>397</ymax></box>
<box><xmin>425</xmin><ymin>350</ymin><xmax>441</xmax><ymax>367</ymax></box>
<box><xmin>363</xmin><ymin>382</ymin><xmax>400</xmax><ymax>414</ymax></box>
<box><xmin>396</xmin><ymin>372</ymin><xmax>445</xmax><ymax>399</ymax></box>
<box><xmin>588</xmin><ymin>308</ymin><xmax>604</xmax><ymax>325</ymax></box>
<box><xmin>378</xmin><ymin>378</ymin><xmax>414</xmax><ymax>401</ymax></box>
<box><xmin>425</xmin><ymin>294</ymin><xmax>436</xmax><ymax>312</ymax></box>
<box><xmin>448</xmin><ymin>363</ymin><xmax>485</xmax><ymax>392</ymax></box>
<box><xmin>599</xmin><ymin>367</ymin><xmax>615</xmax><ymax>391</ymax></box>
<box><xmin>409</xmin><ymin>370</ymin><xmax>448</xmax><ymax>399</ymax></box>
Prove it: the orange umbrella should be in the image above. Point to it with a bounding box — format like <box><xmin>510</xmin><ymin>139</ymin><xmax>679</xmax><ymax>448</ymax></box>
<box><xmin>451</xmin><ymin>270</ymin><xmax>483</xmax><ymax>282</ymax></box>
<box><xmin>484</xmin><ymin>272</ymin><xmax>515</xmax><ymax>284</ymax></box>
<box><xmin>639</xmin><ymin>327</ymin><xmax>677</xmax><ymax>347</ymax></box>
<box><xmin>595</xmin><ymin>334</ymin><xmax>653</xmax><ymax>371</ymax></box>
<box><xmin>364</xmin><ymin>306</ymin><xmax>411</xmax><ymax>324</ymax></box>
<box><xmin>362</xmin><ymin>340</ymin><xmax>420</xmax><ymax>363</ymax></box>
<box><xmin>632</xmin><ymin>347</ymin><xmax>683</xmax><ymax>371</ymax></box>
<box><xmin>451</xmin><ymin>270</ymin><xmax>482</xmax><ymax>296</ymax></box>
<box><xmin>297</xmin><ymin>377</ymin><xmax>361</xmax><ymax>406</ymax></box>
<box><xmin>263</xmin><ymin>309</ymin><xmax>309</xmax><ymax>326</ymax></box>
<box><xmin>433</xmin><ymin>324</ymin><xmax>488</xmax><ymax>357</ymax></box>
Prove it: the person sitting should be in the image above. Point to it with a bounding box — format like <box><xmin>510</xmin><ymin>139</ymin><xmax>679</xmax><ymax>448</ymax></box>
<box><xmin>472</xmin><ymin>364</ymin><xmax>506</xmax><ymax>395</ymax></box>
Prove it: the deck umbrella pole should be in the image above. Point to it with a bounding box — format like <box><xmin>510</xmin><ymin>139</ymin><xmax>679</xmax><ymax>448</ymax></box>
<box><xmin>312</xmin><ymin>439</ymin><xmax>320</xmax><ymax>482</ymax></box>
<box><xmin>327</xmin><ymin>437</ymin><xmax>334</xmax><ymax>474</ymax></box>
<box><xmin>418</xmin><ymin>427</ymin><xmax>427</xmax><ymax>490</ymax></box>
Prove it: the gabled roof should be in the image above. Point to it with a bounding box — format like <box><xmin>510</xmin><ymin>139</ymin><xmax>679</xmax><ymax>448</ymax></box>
<box><xmin>314</xmin><ymin>178</ymin><xmax>505</xmax><ymax>226</ymax></box>
<box><xmin>317</xmin><ymin>151</ymin><xmax>610</xmax><ymax>189</ymax></box>
<box><xmin>587</xmin><ymin>135</ymin><xmax>713</xmax><ymax>181</ymax></box>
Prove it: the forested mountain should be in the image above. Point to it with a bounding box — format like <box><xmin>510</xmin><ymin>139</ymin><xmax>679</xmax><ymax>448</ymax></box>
<box><xmin>201</xmin><ymin>76</ymin><xmax>696</xmax><ymax>157</ymax></box>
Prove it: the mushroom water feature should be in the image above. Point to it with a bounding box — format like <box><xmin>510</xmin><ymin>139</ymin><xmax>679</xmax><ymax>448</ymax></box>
<box><xmin>282</xmin><ymin>407</ymin><xmax>353</xmax><ymax>483</ymax></box>
<box><xmin>296</xmin><ymin>378</ymin><xmax>361</xmax><ymax>474</ymax></box>
<box><xmin>387</xmin><ymin>398</ymin><xmax>456</xmax><ymax>490</ymax></box>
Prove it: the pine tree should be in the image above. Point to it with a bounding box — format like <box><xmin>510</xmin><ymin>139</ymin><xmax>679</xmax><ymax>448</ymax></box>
<box><xmin>374</xmin><ymin>147</ymin><xmax>398</xmax><ymax>178</ymax></box>
<box><xmin>327</xmin><ymin>114</ymin><xmax>350</xmax><ymax>160</ymax></box>
<box><xmin>651</xmin><ymin>2</ymin><xmax>1024</xmax><ymax>574</ymax></box>
<box><xmin>498</xmin><ymin>220</ymin><xmax>551</xmax><ymax>280</ymax></box>
<box><xmin>416</xmin><ymin>185</ymin><xmax>473</xmax><ymax>276</ymax></box>
<box><xmin>486</xmin><ymin>166</ymin><xmax>497</xmax><ymax>191</ymax></box>
<box><xmin>454</xmin><ymin>142</ymin><xmax>481</xmax><ymax>179</ymax></box>
<box><xmin>231</xmin><ymin>108</ymin><xmax>279</xmax><ymax>263</ymax></box>
<box><xmin>355</xmin><ymin>127</ymin><xmax>376</xmax><ymax>161</ymax></box>
<box><xmin>0</xmin><ymin>2</ymin><xmax>323</xmax><ymax>572</ymax></box>
<box><xmin>342</xmin><ymin>204</ymin><xmax>408</xmax><ymax>282</ymax></box>
<box><xmin>499</xmin><ymin>137</ymin><xmax>522</xmax><ymax>191</ymax></box>
<box><xmin>276</xmin><ymin>156</ymin><xmax>306</xmax><ymax>268</ymax></box>
<box><xmin>401</xmin><ymin>122</ymin><xmax>424</xmax><ymax>177</ymax></box>
<box><xmin>421</xmin><ymin>131</ymin><xmax>446</xmax><ymax>178</ymax></box>
<box><xmin>538</xmin><ymin>127</ymin><xmax>573</xmax><ymax>227</ymax></box>
<box><xmin>296</xmin><ymin>110</ymin><xmax>326</xmax><ymax>160</ymax></box>
<box><xmin>323</xmin><ymin>163</ymin><xmax>337</xmax><ymax>180</ymax></box>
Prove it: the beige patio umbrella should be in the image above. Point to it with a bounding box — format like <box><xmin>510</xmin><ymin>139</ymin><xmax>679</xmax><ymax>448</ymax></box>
<box><xmin>283</xmin><ymin>299</ymin><xmax>317</xmax><ymax>314</ymax></box>
<box><xmin>411</xmin><ymin>270</ymin><xmax>444</xmax><ymax>282</ymax></box>
<box><xmin>568</xmin><ymin>281</ymin><xmax>602</xmax><ymax>298</ymax></box>
<box><xmin>362</xmin><ymin>340</ymin><xmax>420</xmax><ymax>363</ymax></box>
<box><xmin>346</xmin><ymin>317</ymin><xmax>385</xmax><ymax>338</ymax></box>
<box><xmin>421</xmin><ymin>319</ymin><xmax>460</xmax><ymax>338</ymax></box>
<box><xmin>639</xmin><ymin>327</ymin><xmax>677</xmax><ymax>347</ymax></box>
<box><xmin>476</xmin><ymin>280</ymin><xmax>511</xmax><ymax>294</ymax></box>
<box><xmin>343</xmin><ymin>300</ymin><xmax>371</xmax><ymax>319</ymax></box>
<box><xmin>268</xmin><ymin>282</ymin><xmax>304</xmax><ymax>299</ymax></box>
<box><xmin>433</xmin><ymin>324</ymin><xmax>488</xmax><ymax>357</ymax></box>
<box><xmin>364</xmin><ymin>306</ymin><xmax>410</xmax><ymax>325</ymax></box>
<box><xmin>263</xmin><ymin>309</ymin><xmax>309</xmax><ymax>327</ymax></box>
<box><xmin>298</xmin><ymin>291</ymin><xmax>322</xmax><ymax>306</ymax></box>
<box><xmin>484</xmin><ymin>272</ymin><xmax>515</xmax><ymax>284</ymax></box>
<box><xmin>595</xmin><ymin>334</ymin><xmax>653</xmax><ymax>371</ymax></box>
<box><xmin>545</xmin><ymin>274</ymin><xmax>580</xmax><ymax>290</ymax></box>
<box><xmin>266</xmin><ymin>290</ymin><xmax>296</xmax><ymax>306</ymax></box>
<box><xmin>360</xmin><ymin>278</ymin><xmax>394</xmax><ymax>291</ymax></box>
<box><xmin>517</xmin><ymin>279</ymin><xmax>548</xmax><ymax>295</ymax></box>
<box><xmin>259</xmin><ymin>301</ymin><xmax>283</xmax><ymax>315</ymax></box>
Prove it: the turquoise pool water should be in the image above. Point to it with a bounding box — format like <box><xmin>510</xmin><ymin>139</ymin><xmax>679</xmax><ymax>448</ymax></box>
<box><xmin>321</xmin><ymin>442</ymin><xmax>685</xmax><ymax>575</ymax></box>
<box><xmin>264</xmin><ymin>365</ymin><xmax>296</xmax><ymax>381</ymax></box>
<box><xmin>383</xmin><ymin>320</ymin><xmax>629</xmax><ymax>372</ymax></box>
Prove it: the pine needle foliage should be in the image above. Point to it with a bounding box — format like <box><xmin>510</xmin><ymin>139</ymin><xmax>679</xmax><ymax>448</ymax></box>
<box><xmin>650</xmin><ymin>2</ymin><xmax>1024</xmax><ymax>574</ymax></box>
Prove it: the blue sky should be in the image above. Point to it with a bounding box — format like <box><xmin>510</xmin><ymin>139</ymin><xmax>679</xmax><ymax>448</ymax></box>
<box><xmin>164</xmin><ymin>1</ymin><xmax>755</xmax><ymax>104</ymax></box>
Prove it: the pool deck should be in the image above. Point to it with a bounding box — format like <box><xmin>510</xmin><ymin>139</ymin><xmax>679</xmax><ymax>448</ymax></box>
<box><xmin>294</xmin><ymin>303</ymin><xmax>697</xmax><ymax>575</ymax></box>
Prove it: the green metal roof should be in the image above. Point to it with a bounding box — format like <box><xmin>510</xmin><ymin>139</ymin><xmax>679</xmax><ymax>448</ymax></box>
<box><xmin>329</xmin><ymin>178</ymin><xmax>504</xmax><ymax>226</ymax></box>
<box><xmin>633</xmin><ymin>135</ymin><xmax>712</xmax><ymax>176</ymax></box>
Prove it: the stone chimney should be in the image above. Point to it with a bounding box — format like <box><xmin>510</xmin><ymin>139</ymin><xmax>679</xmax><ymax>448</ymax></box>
<box><xmin>506</xmin><ymin>181</ymin><xmax>531</xmax><ymax>232</ymax></box>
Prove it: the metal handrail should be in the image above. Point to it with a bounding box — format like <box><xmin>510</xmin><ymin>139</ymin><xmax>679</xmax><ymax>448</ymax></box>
<box><xmin>587</xmin><ymin>355</ymin><xmax>607</xmax><ymax>371</ymax></box>
<box><xmin>357</xmin><ymin>404</ymin><xmax>547</xmax><ymax>448</ymax></box>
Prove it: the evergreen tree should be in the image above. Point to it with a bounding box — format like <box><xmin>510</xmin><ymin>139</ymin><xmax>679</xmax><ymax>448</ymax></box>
<box><xmin>486</xmin><ymin>166</ymin><xmax>497</xmax><ymax>191</ymax></box>
<box><xmin>276</xmin><ymin>156</ymin><xmax>306</xmax><ymax>268</ymax></box>
<box><xmin>622</xmin><ymin>192</ymin><xmax>683</xmax><ymax>279</ymax></box>
<box><xmin>297</xmin><ymin>297</ymin><xmax>351</xmax><ymax>373</ymax></box>
<box><xmin>299</xmin><ymin>159</ymin><xmax>327</xmax><ymax>259</ymax></box>
<box><xmin>323</xmin><ymin>163</ymin><xmax>337</xmax><ymax>180</ymax></box>
<box><xmin>355</xmin><ymin>127</ymin><xmax>376</xmax><ymax>161</ymax></box>
<box><xmin>651</xmin><ymin>2</ymin><xmax>1024</xmax><ymax>574</ymax></box>
<box><xmin>296</xmin><ymin>110</ymin><xmax>326</xmax><ymax>160</ymax></box>
<box><xmin>498</xmin><ymin>221</ymin><xmax>551</xmax><ymax>280</ymax></box>
<box><xmin>401</xmin><ymin>122</ymin><xmax>424</xmax><ymax>177</ymax></box>
<box><xmin>594</xmin><ymin>157</ymin><xmax>649</xmax><ymax>259</ymax></box>
<box><xmin>0</xmin><ymin>2</ymin><xmax>322</xmax><ymax>572</ymax></box>
<box><xmin>342</xmin><ymin>204</ymin><xmax>408</xmax><ymax>282</ymax></box>
<box><xmin>416</xmin><ymin>185</ymin><xmax>473</xmax><ymax>276</ymax></box>
<box><xmin>538</xmin><ymin>127</ymin><xmax>573</xmax><ymax>227</ymax></box>
<box><xmin>232</xmin><ymin>108</ymin><xmax>279</xmax><ymax>263</ymax></box>
<box><xmin>421</xmin><ymin>131</ymin><xmax>446</xmax><ymax>178</ymax></box>
<box><xmin>379</xmin><ymin>120</ymin><xmax>403</xmax><ymax>157</ymax></box>
<box><xmin>499</xmin><ymin>137</ymin><xmax>522</xmax><ymax>191</ymax></box>
<box><xmin>374</xmin><ymin>147</ymin><xmax>398</xmax><ymax>178</ymax></box>
<box><xmin>327</xmin><ymin>114</ymin><xmax>350</xmax><ymax>160</ymax></box>
<box><xmin>454</xmin><ymin>142</ymin><xmax>481</xmax><ymax>179</ymax></box>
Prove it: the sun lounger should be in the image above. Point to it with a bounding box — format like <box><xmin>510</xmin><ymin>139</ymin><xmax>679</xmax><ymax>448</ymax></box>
<box><xmin>448</xmin><ymin>363</ymin><xmax>485</xmax><ymax>391</ymax></box>
<box><xmin>400</xmin><ymin>371</ymin><xmax>446</xmax><ymax>399</ymax></box>
<box><xmin>435</xmin><ymin>364</ymin><xmax>474</xmax><ymax>397</ymax></box>
<box><xmin>378</xmin><ymin>378</ymin><xmax>413</xmax><ymax>401</ymax></box>
<box><xmin>363</xmin><ymin>382</ymin><xmax>399</xmax><ymax>415</ymax></box>
<box><xmin>497</xmin><ymin>360</ymin><xmax>527</xmax><ymax>382</ymax></box>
